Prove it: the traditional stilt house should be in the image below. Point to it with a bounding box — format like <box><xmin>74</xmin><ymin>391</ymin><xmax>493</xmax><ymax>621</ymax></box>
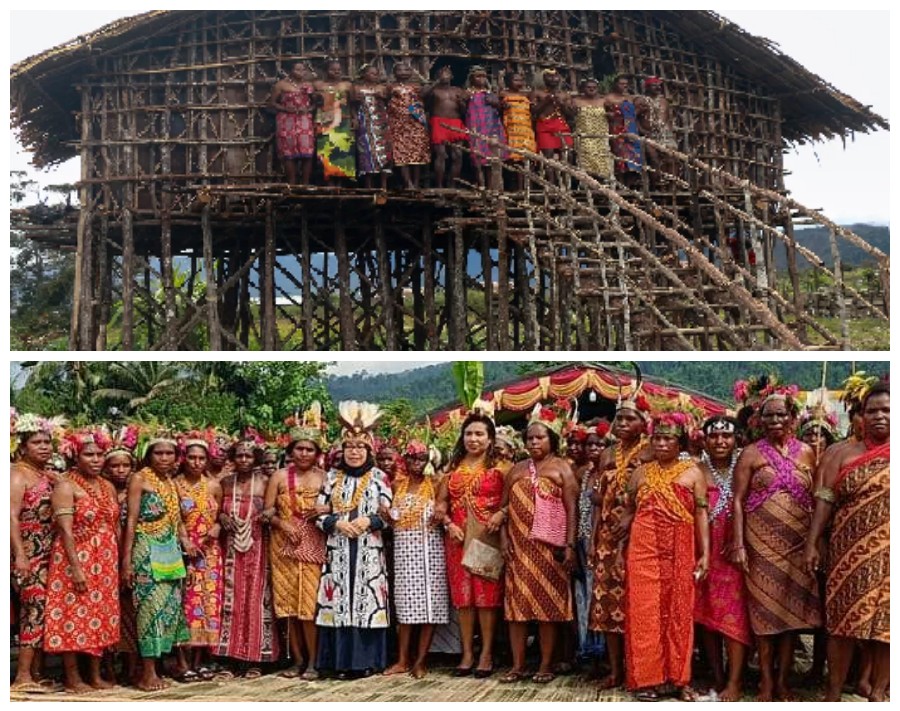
<box><xmin>11</xmin><ymin>11</ymin><xmax>889</xmax><ymax>351</ymax></box>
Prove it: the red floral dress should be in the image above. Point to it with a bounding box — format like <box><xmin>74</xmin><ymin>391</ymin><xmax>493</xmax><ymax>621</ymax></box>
<box><xmin>43</xmin><ymin>473</ymin><xmax>120</xmax><ymax>656</ymax></box>
<box><xmin>445</xmin><ymin>464</ymin><xmax>505</xmax><ymax>608</ymax></box>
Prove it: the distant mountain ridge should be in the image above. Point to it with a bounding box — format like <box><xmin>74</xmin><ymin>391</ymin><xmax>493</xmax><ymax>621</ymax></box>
<box><xmin>778</xmin><ymin>224</ymin><xmax>889</xmax><ymax>269</ymax></box>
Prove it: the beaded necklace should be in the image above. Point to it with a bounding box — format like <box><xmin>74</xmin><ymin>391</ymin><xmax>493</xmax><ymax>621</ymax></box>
<box><xmin>139</xmin><ymin>467</ymin><xmax>181</xmax><ymax>537</ymax></box>
<box><xmin>701</xmin><ymin>450</ymin><xmax>740</xmax><ymax>522</ymax></box>
<box><xmin>330</xmin><ymin>469</ymin><xmax>373</xmax><ymax>514</ymax></box>
<box><xmin>614</xmin><ymin>437</ymin><xmax>648</xmax><ymax>490</ymax></box>
<box><xmin>637</xmin><ymin>459</ymin><xmax>694</xmax><ymax>522</ymax></box>
<box><xmin>449</xmin><ymin>462</ymin><xmax>495</xmax><ymax>521</ymax></box>
<box><xmin>177</xmin><ymin>475</ymin><xmax>209</xmax><ymax>523</ymax></box>
<box><xmin>392</xmin><ymin>476</ymin><xmax>435</xmax><ymax>530</ymax></box>
<box><xmin>68</xmin><ymin>470</ymin><xmax>118</xmax><ymax>523</ymax></box>
<box><xmin>230</xmin><ymin>472</ymin><xmax>256</xmax><ymax>553</ymax></box>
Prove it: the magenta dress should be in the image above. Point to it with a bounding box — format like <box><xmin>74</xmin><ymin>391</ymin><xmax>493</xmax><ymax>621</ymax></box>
<box><xmin>693</xmin><ymin>484</ymin><xmax>751</xmax><ymax>645</ymax></box>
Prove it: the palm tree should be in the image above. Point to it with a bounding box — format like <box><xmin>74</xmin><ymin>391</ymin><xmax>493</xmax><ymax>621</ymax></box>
<box><xmin>92</xmin><ymin>361</ymin><xmax>186</xmax><ymax>412</ymax></box>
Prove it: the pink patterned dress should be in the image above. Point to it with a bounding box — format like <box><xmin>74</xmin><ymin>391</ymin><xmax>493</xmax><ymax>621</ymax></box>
<box><xmin>694</xmin><ymin>483</ymin><xmax>751</xmax><ymax>645</ymax></box>
<box><xmin>276</xmin><ymin>85</ymin><xmax>316</xmax><ymax>159</ymax></box>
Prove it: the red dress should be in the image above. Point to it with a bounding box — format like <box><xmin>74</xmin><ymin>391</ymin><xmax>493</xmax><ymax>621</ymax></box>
<box><xmin>445</xmin><ymin>464</ymin><xmax>504</xmax><ymax>608</ymax></box>
<box><xmin>43</xmin><ymin>473</ymin><xmax>120</xmax><ymax>656</ymax></box>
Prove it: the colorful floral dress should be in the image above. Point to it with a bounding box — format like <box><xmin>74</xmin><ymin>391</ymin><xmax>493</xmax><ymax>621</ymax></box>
<box><xmin>608</xmin><ymin>99</ymin><xmax>642</xmax><ymax>173</ymax></box>
<box><xmin>132</xmin><ymin>470</ymin><xmax>190</xmax><ymax>658</ymax></box>
<box><xmin>316</xmin><ymin>85</ymin><xmax>356</xmax><ymax>179</ymax></box>
<box><xmin>176</xmin><ymin>476</ymin><xmax>223</xmax><ymax>647</ymax></box>
<box><xmin>44</xmin><ymin>473</ymin><xmax>120</xmax><ymax>655</ymax></box>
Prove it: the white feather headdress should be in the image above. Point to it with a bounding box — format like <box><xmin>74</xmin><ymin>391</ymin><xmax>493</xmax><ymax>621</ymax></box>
<box><xmin>337</xmin><ymin>401</ymin><xmax>382</xmax><ymax>447</ymax></box>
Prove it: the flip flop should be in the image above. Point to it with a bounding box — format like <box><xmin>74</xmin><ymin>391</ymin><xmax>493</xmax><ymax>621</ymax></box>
<box><xmin>174</xmin><ymin>670</ymin><xmax>200</xmax><ymax>683</ymax></box>
<box><xmin>197</xmin><ymin>666</ymin><xmax>216</xmax><ymax>681</ymax></box>
<box><xmin>278</xmin><ymin>666</ymin><xmax>303</xmax><ymax>679</ymax></box>
<box><xmin>213</xmin><ymin>669</ymin><xmax>236</xmax><ymax>681</ymax></box>
<box><xmin>243</xmin><ymin>668</ymin><xmax>263</xmax><ymax>680</ymax></box>
<box><xmin>300</xmin><ymin>669</ymin><xmax>320</xmax><ymax>681</ymax></box>
<box><xmin>532</xmin><ymin>672</ymin><xmax>556</xmax><ymax>684</ymax></box>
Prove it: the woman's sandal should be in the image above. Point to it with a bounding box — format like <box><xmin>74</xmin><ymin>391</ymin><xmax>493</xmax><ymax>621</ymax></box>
<box><xmin>197</xmin><ymin>667</ymin><xmax>215</xmax><ymax>681</ymax></box>
<box><xmin>679</xmin><ymin>687</ymin><xmax>701</xmax><ymax>702</ymax></box>
<box><xmin>212</xmin><ymin>669</ymin><xmax>235</xmax><ymax>681</ymax></box>
<box><xmin>278</xmin><ymin>666</ymin><xmax>303</xmax><ymax>679</ymax></box>
<box><xmin>634</xmin><ymin>689</ymin><xmax>661</xmax><ymax>702</ymax></box>
<box><xmin>532</xmin><ymin>672</ymin><xmax>556</xmax><ymax>684</ymax></box>
<box><xmin>243</xmin><ymin>668</ymin><xmax>263</xmax><ymax>680</ymax></box>
<box><xmin>174</xmin><ymin>670</ymin><xmax>200</xmax><ymax>683</ymax></box>
<box><xmin>300</xmin><ymin>669</ymin><xmax>320</xmax><ymax>681</ymax></box>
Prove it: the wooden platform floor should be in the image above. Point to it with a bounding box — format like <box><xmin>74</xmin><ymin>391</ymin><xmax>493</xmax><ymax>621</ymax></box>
<box><xmin>9</xmin><ymin>665</ymin><xmax>865</xmax><ymax>703</ymax></box>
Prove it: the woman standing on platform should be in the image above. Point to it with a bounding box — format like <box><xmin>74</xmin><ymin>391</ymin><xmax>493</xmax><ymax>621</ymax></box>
<box><xmin>315</xmin><ymin>401</ymin><xmax>393</xmax><ymax>678</ymax></box>
<box><xmin>216</xmin><ymin>439</ymin><xmax>279</xmax><ymax>676</ymax></box>
<box><xmin>10</xmin><ymin>414</ymin><xmax>58</xmax><ymax>693</ymax></box>
<box><xmin>121</xmin><ymin>434</ymin><xmax>193</xmax><ymax>691</ymax></box>
<box><xmin>44</xmin><ymin>429</ymin><xmax>120</xmax><ymax>693</ymax></box>
<box><xmin>435</xmin><ymin>407</ymin><xmax>505</xmax><ymax>678</ymax></box>
<box><xmin>173</xmin><ymin>436</ymin><xmax>223</xmax><ymax>681</ymax></box>
<box><xmin>732</xmin><ymin>391</ymin><xmax>821</xmax><ymax>702</ymax></box>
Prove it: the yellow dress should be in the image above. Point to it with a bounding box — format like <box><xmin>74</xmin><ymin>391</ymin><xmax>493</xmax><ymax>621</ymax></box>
<box><xmin>575</xmin><ymin>105</ymin><xmax>613</xmax><ymax>179</ymax></box>
<box><xmin>270</xmin><ymin>468</ymin><xmax>326</xmax><ymax>620</ymax></box>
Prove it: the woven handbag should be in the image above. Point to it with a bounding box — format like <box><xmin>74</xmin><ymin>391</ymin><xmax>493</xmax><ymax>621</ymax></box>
<box><xmin>528</xmin><ymin>459</ymin><xmax>567</xmax><ymax>548</ymax></box>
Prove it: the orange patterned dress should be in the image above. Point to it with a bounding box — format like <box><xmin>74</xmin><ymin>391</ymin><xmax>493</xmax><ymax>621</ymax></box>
<box><xmin>43</xmin><ymin>473</ymin><xmax>120</xmax><ymax>656</ymax></box>
<box><xmin>625</xmin><ymin>464</ymin><xmax>696</xmax><ymax>691</ymax></box>
<box><xmin>176</xmin><ymin>476</ymin><xmax>223</xmax><ymax>647</ymax></box>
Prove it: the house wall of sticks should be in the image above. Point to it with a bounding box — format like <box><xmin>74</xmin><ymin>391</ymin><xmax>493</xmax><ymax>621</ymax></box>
<box><xmin>63</xmin><ymin>10</ymin><xmax>884</xmax><ymax>352</ymax></box>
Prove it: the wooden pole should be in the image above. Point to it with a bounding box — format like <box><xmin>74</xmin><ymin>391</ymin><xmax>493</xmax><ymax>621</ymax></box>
<box><xmin>201</xmin><ymin>205</ymin><xmax>221</xmax><ymax>350</ymax></box>
<box><xmin>262</xmin><ymin>200</ymin><xmax>277</xmax><ymax>350</ymax></box>
<box><xmin>334</xmin><ymin>215</ymin><xmax>357</xmax><ymax>350</ymax></box>
<box><xmin>376</xmin><ymin>217</ymin><xmax>397</xmax><ymax>349</ymax></box>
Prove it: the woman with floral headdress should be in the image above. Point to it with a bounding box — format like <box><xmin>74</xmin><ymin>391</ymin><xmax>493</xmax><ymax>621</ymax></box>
<box><xmin>43</xmin><ymin>428</ymin><xmax>120</xmax><ymax>692</ymax></box>
<box><xmin>499</xmin><ymin>405</ymin><xmax>578</xmax><ymax>684</ymax></box>
<box><xmin>173</xmin><ymin>432</ymin><xmax>223</xmax><ymax>682</ymax></box>
<box><xmin>805</xmin><ymin>379</ymin><xmax>889</xmax><ymax>702</ymax></box>
<box><xmin>588</xmin><ymin>383</ymin><xmax>652</xmax><ymax>690</ymax></box>
<box><xmin>216</xmin><ymin>439</ymin><xmax>279</xmax><ymax>676</ymax></box>
<box><xmin>624</xmin><ymin>412</ymin><xmax>709</xmax><ymax>701</ymax></box>
<box><xmin>315</xmin><ymin>401</ymin><xmax>393</xmax><ymax>678</ymax></box>
<box><xmin>384</xmin><ymin>439</ymin><xmax>449</xmax><ymax>679</ymax></box>
<box><xmin>264</xmin><ymin>406</ymin><xmax>327</xmax><ymax>680</ymax></box>
<box><xmin>434</xmin><ymin>404</ymin><xmax>505</xmax><ymax>678</ymax></box>
<box><xmin>10</xmin><ymin>413</ymin><xmax>59</xmax><ymax>693</ymax></box>
<box><xmin>694</xmin><ymin>415</ymin><xmax>750</xmax><ymax>702</ymax></box>
<box><xmin>732</xmin><ymin>387</ymin><xmax>821</xmax><ymax>702</ymax></box>
<box><xmin>121</xmin><ymin>433</ymin><xmax>193</xmax><ymax>691</ymax></box>
<box><xmin>102</xmin><ymin>427</ymin><xmax>140</xmax><ymax>685</ymax></box>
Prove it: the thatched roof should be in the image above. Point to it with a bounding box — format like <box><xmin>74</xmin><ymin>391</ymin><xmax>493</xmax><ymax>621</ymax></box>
<box><xmin>11</xmin><ymin>10</ymin><xmax>889</xmax><ymax>167</ymax></box>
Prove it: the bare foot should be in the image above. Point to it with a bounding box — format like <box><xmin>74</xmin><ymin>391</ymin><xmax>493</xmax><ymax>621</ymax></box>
<box><xmin>137</xmin><ymin>678</ymin><xmax>170</xmax><ymax>692</ymax></box>
<box><xmin>65</xmin><ymin>681</ymin><xmax>95</xmax><ymax>694</ymax></box>
<box><xmin>597</xmin><ymin>674</ymin><xmax>623</xmax><ymax>690</ymax></box>
<box><xmin>775</xmin><ymin>684</ymin><xmax>797</xmax><ymax>701</ymax></box>
<box><xmin>410</xmin><ymin>664</ymin><xmax>428</xmax><ymax>679</ymax></box>
<box><xmin>719</xmin><ymin>683</ymin><xmax>743</xmax><ymax>702</ymax></box>
<box><xmin>90</xmin><ymin>677</ymin><xmax>116</xmax><ymax>690</ymax></box>
<box><xmin>383</xmin><ymin>663</ymin><xmax>410</xmax><ymax>676</ymax></box>
<box><xmin>858</xmin><ymin>681</ymin><xmax>873</xmax><ymax>698</ymax></box>
<box><xmin>757</xmin><ymin>679</ymin><xmax>775</xmax><ymax>702</ymax></box>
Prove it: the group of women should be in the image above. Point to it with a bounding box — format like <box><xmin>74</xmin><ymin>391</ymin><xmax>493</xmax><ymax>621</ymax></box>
<box><xmin>271</xmin><ymin>58</ymin><xmax>666</xmax><ymax>190</ymax></box>
<box><xmin>9</xmin><ymin>374</ymin><xmax>889</xmax><ymax>701</ymax></box>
